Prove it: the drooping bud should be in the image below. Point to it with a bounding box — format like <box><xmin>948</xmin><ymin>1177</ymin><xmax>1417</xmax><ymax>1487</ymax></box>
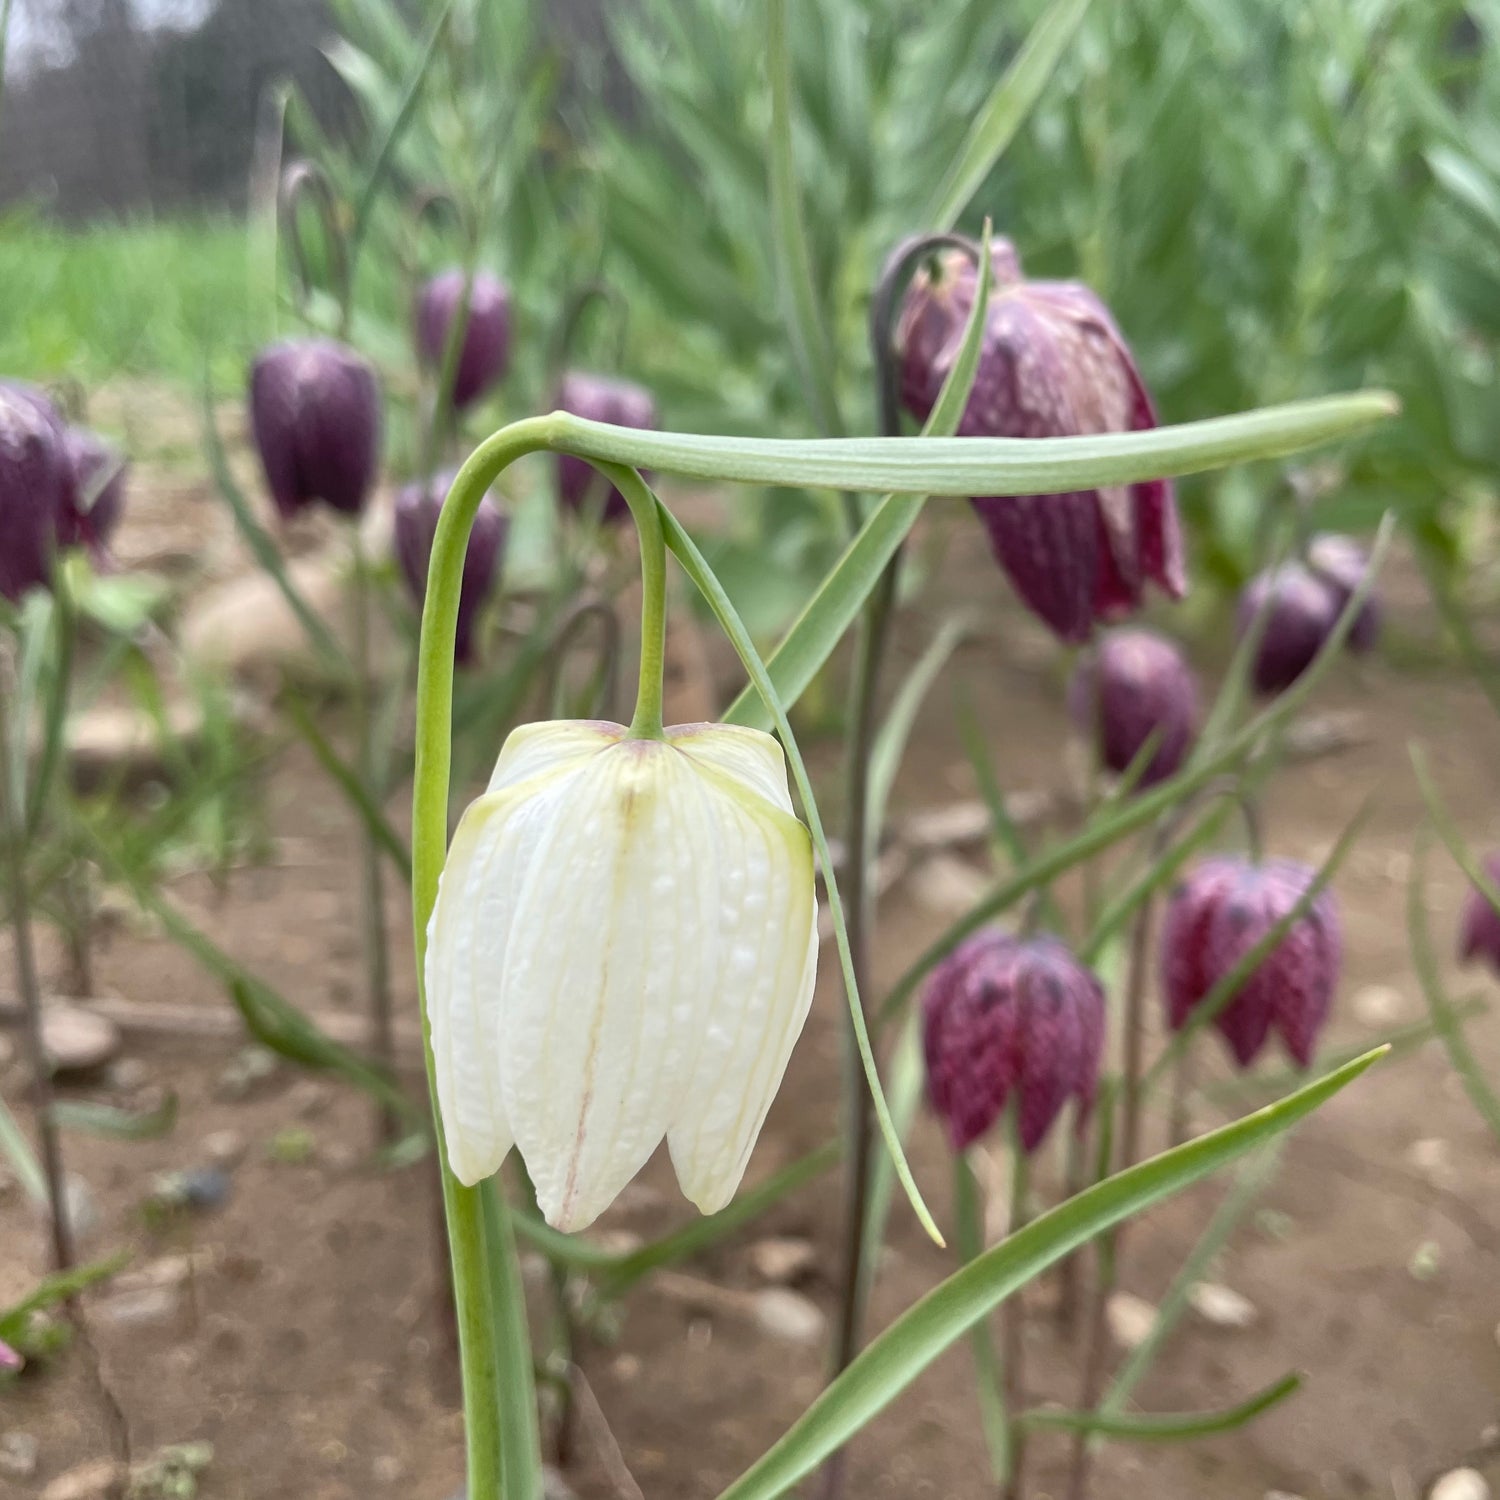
<box><xmin>1236</xmin><ymin>562</ymin><xmax>1342</xmax><ymax>696</ymax></box>
<box><xmin>1306</xmin><ymin>533</ymin><xmax>1380</xmax><ymax>653</ymax></box>
<box><xmin>896</xmin><ymin>239</ymin><xmax>1184</xmax><ymax>643</ymax></box>
<box><xmin>0</xmin><ymin>383</ymin><xmax>69</xmax><ymax>602</ymax></box>
<box><xmin>1457</xmin><ymin>852</ymin><xmax>1500</xmax><ymax>976</ymax></box>
<box><xmin>248</xmin><ymin>340</ymin><xmax>382</xmax><ymax>520</ymax></box>
<box><xmin>554</xmin><ymin>371</ymin><xmax>658</xmax><ymax>521</ymax></box>
<box><xmin>426</xmin><ymin>720</ymin><xmax>817</xmax><ymax>1229</ymax></box>
<box><xmin>1160</xmin><ymin>855</ymin><xmax>1341</xmax><ymax>1068</ymax></box>
<box><xmin>394</xmin><ymin>471</ymin><xmax>508</xmax><ymax>665</ymax></box>
<box><xmin>58</xmin><ymin>427</ymin><xmax>127</xmax><ymax>556</ymax></box>
<box><xmin>414</xmin><ymin>269</ymin><xmax>512</xmax><ymax>410</ymax></box>
<box><xmin>1068</xmin><ymin>627</ymin><xmax>1200</xmax><ymax>787</ymax></box>
<box><xmin>922</xmin><ymin>927</ymin><xmax>1105</xmax><ymax>1153</ymax></box>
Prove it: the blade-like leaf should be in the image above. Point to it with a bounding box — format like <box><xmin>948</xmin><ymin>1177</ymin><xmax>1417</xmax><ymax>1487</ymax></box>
<box><xmin>1023</xmin><ymin>1371</ymin><xmax>1301</xmax><ymax>1441</ymax></box>
<box><xmin>713</xmin><ymin>1050</ymin><xmax>1384</xmax><ymax>1500</ymax></box>
<box><xmin>52</xmin><ymin>1093</ymin><xmax>179</xmax><ymax>1141</ymax></box>
<box><xmin>0</xmin><ymin>1252</ymin><xmax>130</xmax><ymax>1346</ymax></box>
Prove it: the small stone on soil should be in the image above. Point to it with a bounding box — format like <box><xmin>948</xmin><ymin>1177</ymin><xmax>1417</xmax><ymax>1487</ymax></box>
<box><xmin>147</xmin><ymin>1166</ymin><xmax>232</xmax><ymax>1215</ymax></box>
<box><xmin>753</xmin><ymin>1287</ymin><xmax>826</xmax><ymax>1345</ymax></box>
<box><xmin>1105</xmin><ymin>1291</ymin><xmax>1157</xmax><ymax>1350</ymax></box>
<box><xmin>40</xmin><ymin>1005</ymin><xmax>121</xmax><ymax>1075</ymax></box>
<box><xmin>371</xmin><ymin>1455</ymin><xmax>403</xmax><ymax>1485</ymax></box>
<box><xmin>97</xmin><ymin>1284</ymin><xmax>181</xmax><ymax>1329</ymax></box>
<box><xmin>104</xmin><ymin>1056</ymin><xmax>150</xmax><ymax>1093</ymax></box>
<box><xmin>1188</xmin><ymin>1282</ymin><xmax>1259</xmax><ymax>1329</ymax></box>
<box><xmin>1407</xmin><ymin>1138</ymin><xmax>1454</xmax><ymax>1184</ymax></box>
<box><xmin>215</xmin><ymin>1046</ymin><xmax>280</xmax><ymax>1100</ymax></box>
<box><xmin>41</xmin><ymin>1459</ymin><xmax>127</xmax><ymax>1500</ymax></box>
<box><xmin>748</xmin><ymin>1237</ymin><xmax>818</xmax><ymax>1285</ymax></box>
<box><xmin>288</xmin><ymin>1078</ymin><xmax>330</xmax><ymax>1118</ymax></box>
<box><xmin>202</xmin><ymin>1129</ymin><xmax>247</xmax><ymax>1168</ymax></box>
<box><xmin>1430</xmin><ymin>1470</ymin><xmax>1491</xmax><ymax>1500</ymax></box>
<box><xmin>0</xmin><ymin>1432</ymin><xmax>39</xmax><ymax>1479</ymax></box>
<box><xmin>543</xmin><ymin>1467</ymin><xmax>580</xmax><ymax>1500</ymax></box>
<box><xmin>1353</xmin><ymin>984</ymin><xmax>1408</xmax><ymax>1028</ymax></box>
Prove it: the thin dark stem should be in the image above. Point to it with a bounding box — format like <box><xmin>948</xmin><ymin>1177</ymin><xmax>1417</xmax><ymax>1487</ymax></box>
<box><xmin>1001</xmin><ymin>1120</ymin><xmax>1030</xmax><ymax>1500</ymax></box>
<box><xmin>0</xmin><ymin>655</ymin><xmax>74</xmax><ymax>1271</ymax></box>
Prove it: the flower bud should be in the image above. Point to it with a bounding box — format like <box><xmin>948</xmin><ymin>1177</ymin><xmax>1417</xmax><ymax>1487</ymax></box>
<box><xmin>426</xmin><ymin>720</ymin><xmax>817</xmax><ymax>1230</ymax></box>
<box><xmin>1160</xmin><ymin>855</ymin><xmax>1341</xmax><ymax>1068</ymax></box>
<box><xmin>554</xmin><ymin>371</ymin><xmax>658</xmax><ymax>521</ymax></box>
<box><xmin>414</xmin><ymin>269</ymin><xmax>512</xmax><ymax>409</ymax></box>
<box><xmin>1457</xmin><ymin>852</ymin><xmax>1500</xmax><ymax>976</ymax></box>
<box><xmin>58</xmin><ymin>427</ymin><xmax>127</xmax><ymax>556</ymax></box>
<box><xmin>922</xmin><ymin>928</ymin><xmax>1104</xmax><ymax>1153</ymax></box>
<box><xmin>394</xmin><ymin>471</ymin><xmax>508</xmax><ymax>665</ymax></box>
<box><xmin>0</xmin><ymin>383</ymin><xmax>68</xmax><ymax>602</ymax></box>
<box><xmin>248</xmin><ymin>340</ymin><xmax>382</xmax><ymax>520</ymax></box>
<box><xmin>1236</xmin><ymin>562</ymin><xmax>1342</xmax><ymax>695</ymax></box>
<box><xmin>1068</xmin><ymin>627</ymin><xmax>1200</xmax><ymax>786</ymax></box>
<box><xmin>1306</xmin><ymin>533</ymin><xmax>1380</xmax><ymax>653</ymax></box>
<box><xmin>896</xmin><ymin>240</ymin><xmax>1184</xmax><ymax>642</ymax></box>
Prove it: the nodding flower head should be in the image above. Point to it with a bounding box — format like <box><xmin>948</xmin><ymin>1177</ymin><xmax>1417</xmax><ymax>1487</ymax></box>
<box><xmin>897</xmin><ymin>238</ymin><xmax>1184</xmax><ymax>643</ymax></box>
<box><xmin>1306</xmin><ymin>532</ymin><xmax>1380</xmax><ymax>654</ymax></box>
<box><xmin>1160</xmin><ymin>855</ymin><xmax>1341</xmax><ymax>1069</ymax></box>
<box><xmin>414</xmin><ymin>269</ymin><xmax>512</xmax><ymax>409</ymax></box>
<box><xmin>249</xmin><ymin>339</ymin><xmax>382</xmax><ymax>520</ymax></box>
<box><xmin>0</xmin><ymin>383</ymin><xmax>69</xmax><ymax>602</ymax></box>
<box><xmin>1069</xmin><ymin>627</ymin><xmax>1200</xmax><ymax>787</ymax></box>
<box><xmin>921</xmin><ymin>928</ymin><xmax>1105</xmax><ymax>1154</ymax></box>
<box><xmin>1458</xmin><ymin>852</ymin><xmax>1500</xmax><ymax>978</ymax></box>
<box><xmin>1236</xmin><ymin>562</ymin><xmax>1344</xmax><ymax>696</ymax></box>
<box><xmin>553</xmin><ymin>371</ymin><xmax>658</xmax><ymax>522</ymax></box>
<box><xmin>393</xmin><ymin>471</ymin><xmax>508</xmax><ymax>665</ymax></box>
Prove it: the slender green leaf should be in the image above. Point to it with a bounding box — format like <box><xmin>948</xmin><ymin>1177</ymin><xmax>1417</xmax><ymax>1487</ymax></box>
<box><xmin>714</xmin><ymin>1050</ymin><xmax>1384</xmax><ymax>1500</ymax></box>
<box><xmin>925</xmin><ymin>0</ymin><xmax>1093</xmax><ymax>230</ymax></box>
<box><xmin>1024</xmin><ymin>1371</ymin><xmax>1301</xmax><ymax>1441</ymax></box>
<box><xmin>52</xmin><ymin>1093</ymin><xmax>179</xmax><ymax>1141</ymax></box>
<box><xmin>0</xmin><ymin>1253</ymin><xmax>130</xmax><ymax>1345</ymax></box>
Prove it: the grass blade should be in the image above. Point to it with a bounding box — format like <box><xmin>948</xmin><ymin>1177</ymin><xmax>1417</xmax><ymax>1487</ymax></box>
<box><xmin>51</xmin><ymin>1094</ymin><xmax>179</xmax><ymax>1141</ymax></box>
<box><xmin>1024</xmin><ymin>1371</ymin><xmax>1301</xmax><ymax>1441</ymax></box>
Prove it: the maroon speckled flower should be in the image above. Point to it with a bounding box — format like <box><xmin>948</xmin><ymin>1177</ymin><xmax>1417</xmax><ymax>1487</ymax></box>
<box><xmin>922</xmin><ymin>928</ymin><xmax>1105</xmax><ymax>1153</ymax></box>
<box><xmin>394</xmin><ymin>471</ymin><xmax>508</xmax><ymax>665</ymax></box>
<box><xmin>1160</xmin><ymin>856</ymin><xmax>1341</xmax><ymax>1069</ymax></box>
<box><xmin>58</xmin><ymin>427</ymin><xmax>127</xmax><ymax>556</ymax></box>
<box><xmin>1236</xmin><ymin>562</ymin><xmax>1343</xmax><ymax>696</ymax></box>
<box><xmin>1458</xmin><ymin>852</ymin><xmax>1500</xmax><ymax>977</ymax></box>
<box><xmin>248</xmin><ymin>340</ymin><xmax>382</xmax><ymax>520</ymax></box>
<box><xmin>0</xmin><ymin>383</ymin><xmax>69</xmax><ymax>602</ymax></box>
<box><xmin>1307</xmin><ymin>533</ymin><xmax>1380</xmax><ymax>654</ymax></box>
<box><xmin>896</xmin><ymin>240</ymin><xmax>1184</xmax><ymax>643</ymax></box>
<box><xmin>414</xmin><ymin>269</ymin><xmax>512</xmax><ymax>409</ymax></box>
<box><xmin>554</xmin><ymin>371</ymin><xmax>658</xmax><ymax>522</ymax></box>
<box><xmin>1068</xmin><ymin>627</ymin><xmax>1200</xmax><ymax>786</ymax></box>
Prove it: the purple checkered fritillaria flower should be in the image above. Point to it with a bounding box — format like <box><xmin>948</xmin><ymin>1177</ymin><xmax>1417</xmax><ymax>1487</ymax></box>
<box><xmin>1161</xmin><ymin>856</ymin><xmax>1341</xmax><ymax>1069</ymax></box>
<box><xmin>58</xmin><ymin>427</ymin><xmax>128</xmax><ymax>558</ymax></box>
<box><xmin>553</xmin><ymin>371</ymin><xmax>658</xmax><ymax>522</ymax></box>
<box><xmin>896</xmin><ymin>239</ymin><xmax>1184</xmax><ymax>643</ymax></box>
<box><xmin>1068</xmin><ymin>626</ymin><xmax>1200</xmax><ymax>787</ymax></box>
<box><xmin>922</xmin><ymin>928</ymin><xmax>1105</xmax><ymax>1154</ymax></box>
<box><xmin>414</xmin><ymin>269</ymin><xmax>512</xmax><ymax>410</ymax></box>
<box><xmin>1458</xmin><ymin>852</ymin><xmax>1500</xmax><ymax>977</ymax></box>
<box><xmin>1236</xmin><ymin>562</ymin><xmax>1343</xmax><ymax>696</ymax></box>
<box><xmin>1306</xmin><ymin>532</ymin><xmax>1380</xmax><ymax>654</ymax></box>
<box><xmin>0</xmin><ymin>382</ymin><xmax>69</xmax><ymax>602</ymax></box>
<box><xmin>393</xmin><ymin>472</ymin><xmax>508</xmax><ymax>666</ymax></box>
<box><xmin>248</xmin><ymin>340</ymin><xmax>382</xmax><ymax>520</ymax></box>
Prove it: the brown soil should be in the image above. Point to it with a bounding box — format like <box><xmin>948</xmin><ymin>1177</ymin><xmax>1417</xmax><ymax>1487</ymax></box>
<box><xmin>3</xmin><ymin>511</ymin><xmax>1500</xmax><ymax>1500</ymax></box>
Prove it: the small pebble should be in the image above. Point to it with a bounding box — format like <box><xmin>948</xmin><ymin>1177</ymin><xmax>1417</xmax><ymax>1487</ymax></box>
<box><xmin>41</xmin><ymin>1459</ymin><xmax>126</xmax><ymax>1500</ymax></box>
<box><xmin>215</xmin><ymin>1046</ymin><xmax>279</xmax><ymax>1101</ymax></box>
<box><xmin>147</xmin><ymin>1167</ymin><xmax>232</xmax><ymax>1215</ymax></box>
<box><xmin>1353</xmin><ymin>984</ymin><xmax>1408</xmax><ymax>1029</ymax></box>
<box><xmin>97</xmin><ymin>1285</ymin><xmax>181</xmax><ymax>1330</ymax></box>
<box><xmin>543</xmin><ymin>1467</ymin><xmax>580</xmax><ymax>1500</ymax></box>
<box><xmin>1106</xmin><ymin>1291</ymin><xmax>1157</xmax><ymax>1350</ymax></box>
<box><xmin>40</xmin><ymin>1006</ymin><xmax>121</xmax><ymax>1075</ymax></box>
<box><xmin>288</xmin><ymin>1079</ymin><xmax>331</xmax><ymax>1118</ymax></box>
<box><xmin>203</xmin><ymin>1129</ymin><xmax>247</xmax><ymax>1169</ymax></box>
<box><xmin>753</xmin><ymin>1287</ymin><xmax>826</xmax><ymax>1345</ymax></box>
<box><xmin>748</xmin><ymin>1237</ymin><xmax>818</xmax><ymax>1285</ymax></box>
<box><xmin>104</xmin><ymin>1056</ymin><xmax>150</xmax><ymax>1093</ymax></box>
<box><xmin>318</xmin><ymin>1141</ymin><xmax>360</xmax><ymax>1174</ymax></box>
<box><xmin>1188</xmin><ymin>1282</ymin><xmax>1259</xmax><ymax>1330</ymax></box>
<box><xmin>0</xmin><ymin>1432</ymin><xmax>39</xmax><ymax>1479</ymax></box>
<box><xmin>1431</xmin><ymin>1471</ymin><xmax>1490</xmax><ymax>1500</ymax></box>
<box><xmin>372</xmin><ymin>1455</ymin><xmax>403</xmax><ymax>1485</ymax></box>
<box><xmin>1407</xmin><ymin>1138</ymin><xmax>1455</xmax><ymax>1184</ymax></box>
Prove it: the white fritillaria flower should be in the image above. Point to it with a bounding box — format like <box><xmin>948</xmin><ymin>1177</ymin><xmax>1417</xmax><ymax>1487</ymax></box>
<box><xmin>426</xmin><ymin>718</ymin><xmax>819</xmax><ymax>1231</ymax></box>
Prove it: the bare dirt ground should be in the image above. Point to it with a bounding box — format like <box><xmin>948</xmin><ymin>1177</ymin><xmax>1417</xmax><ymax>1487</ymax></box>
<box><xmin>3</xmin><ymin>476</ymin><xmax>1500</xmax><ymax>1500</ymax></box>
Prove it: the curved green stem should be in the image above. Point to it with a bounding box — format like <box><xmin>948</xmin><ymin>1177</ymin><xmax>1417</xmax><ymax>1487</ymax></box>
<box><xmin>617</xmin><ymin>476</ymin><xmax>668</xmax><ymax>740</ymax></box>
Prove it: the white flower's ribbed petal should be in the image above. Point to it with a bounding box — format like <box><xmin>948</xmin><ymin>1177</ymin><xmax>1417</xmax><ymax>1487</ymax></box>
<box><xmin>486</xmin><ymin>719</ymin><xmax>623</xmax><ymax>794</ymax></box>
<box><xmin>669</xmin><ymin>723</ymin><xmax>797</xmax><ymax>815</ymax></box>
<box><xmin>426</xmin><ymin>762</ymin><xmax>586</xmax><ymax>1185</ymax></box>
<box><xmin>501</xmin><ymin>741</ymin><xmax>723</xmax><ymax>1231</ymax></box>
<box><xmin>667</xmin><ymin>788</ymin><xmax>818</xmax><ymax>1215</ymax></box>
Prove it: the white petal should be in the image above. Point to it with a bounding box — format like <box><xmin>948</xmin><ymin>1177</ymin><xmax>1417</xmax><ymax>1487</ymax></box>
<box><xmin>667</xmin><ymin>782</ymin><xmax>817</xmax><ymax>1214</ymax></box>
<box><xmin>486</xmin><ymin>718</ymin><xmax>623</xmax><ymax>794</ymax></box>
<box><xmin>500</xmin><ymin>740</ymin><xmax>724</xmax><ymax>1231</ymax></box>
<box><xmin>669</xmin><ymin>723</ymin><xmax>797</xmax><ymax>816</ymax></box>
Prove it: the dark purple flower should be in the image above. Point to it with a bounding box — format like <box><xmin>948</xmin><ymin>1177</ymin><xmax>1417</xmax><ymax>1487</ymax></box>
<box><xmin>0</xmin><ymin>384</ymin><xmax>69</xmax><ymax>602</ymax></box>
<box><xmin>922</xmin><ymin>927</ymin><xmax>1105</xmax><ymax>1153</ymax></box>
<box><xmin>394</xmin><ymin>471</ymin><xmax>507</xmax><ymax>665</ymax></box>
<box><xmin>248</xmin><ymin>339</ymin><xmax>382</xmax><ymax>520</ymax></box>
<box><xmin>1236</xmin><ymin>562</ymin><xmax>1343</xmax><ymax>696</ymax></box>
<box><xmin>58</xmin><ymin>428</ymin><xmax>127</xmax><ymax>556</ymax></box>
<box><xmin>1069</xmin><ymin>627</ymin><xmax>1200</xmax><ymax>786</ymax></box>
<box><xmin>1458</xmin><ymin>852</ymin><xmax>1500</xmax><ymax>976</ymax></box>
<box><xmin>1161</xmin><ymin>855</ymin><xmax>1341</xmax><ymax>1069</ymax></box>
<box><xmin>414</xmin><ymin>269</ymin><xmax>512</xmax><ymax>409</ymax></box>
<box><xmin>554</xmin><ymin>371</ymin><xmax>658</xmax><ymax>522</ymax></box>
<box><xmin>897</xmin><ymin>240</ymin><xmax>1184</xmax><ymax>643</ymax></box>
<box><xmin>1306</xmin><ymin>533</ymin><xmax>1380</xmax><ymax>654</ymax></box>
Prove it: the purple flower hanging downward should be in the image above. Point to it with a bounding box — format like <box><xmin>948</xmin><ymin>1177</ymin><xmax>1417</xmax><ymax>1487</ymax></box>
<box><xmin>553</xmin><ymin>371</ymin><xmax>658</xmax><ymax>522</ymax></box>
<box><xmin>1306</xmin><ymin>533</ymin><xmax>1380</xmax><ymax>653</ymax></box>
<box><xmin>897</xmin><ymin>240</ymin><xmax>1184</xmax><ymax>642</ymax></box>
<box><xmin>1236</xmin><ymin>562</ymin><xmax>1342</xmax><ymax>696</ymax></box>
<box><xmin>1161</xmin><ymin>856</ymin><xmax>1341</xmax><ymax>1069</ymax></box>
<box><xmin>393</xmin><ymin>472</ymin><xmax>508</xmax><ymax>665</ymax></box>
<box><xmin>58</xmin><ymin>427</ymin><xmax>128</xmax><ymax>557</ymax></box>
<box><xmin>249</xmin><ymin>340</ymin><xmax>382</xmax><ymax>520</ymax></box>
<box><xmin>1458</xmin><ymin>852</ymin><xmax>1500</xmax><ymax>977</ymax></box>
<box><xmin>922</xmin><ymin>928</ymin><xmax>1105</xmax><ymax>1153</ymax></box>
<box><xmin>414</xmin><ymin>269</ymin><xmax>512</xmax><ymax>410</ymax></box>
<box><xmin>0</xmin><ymin>384</ymin><xmax>69</xmax><ymax>602</ymax></box>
